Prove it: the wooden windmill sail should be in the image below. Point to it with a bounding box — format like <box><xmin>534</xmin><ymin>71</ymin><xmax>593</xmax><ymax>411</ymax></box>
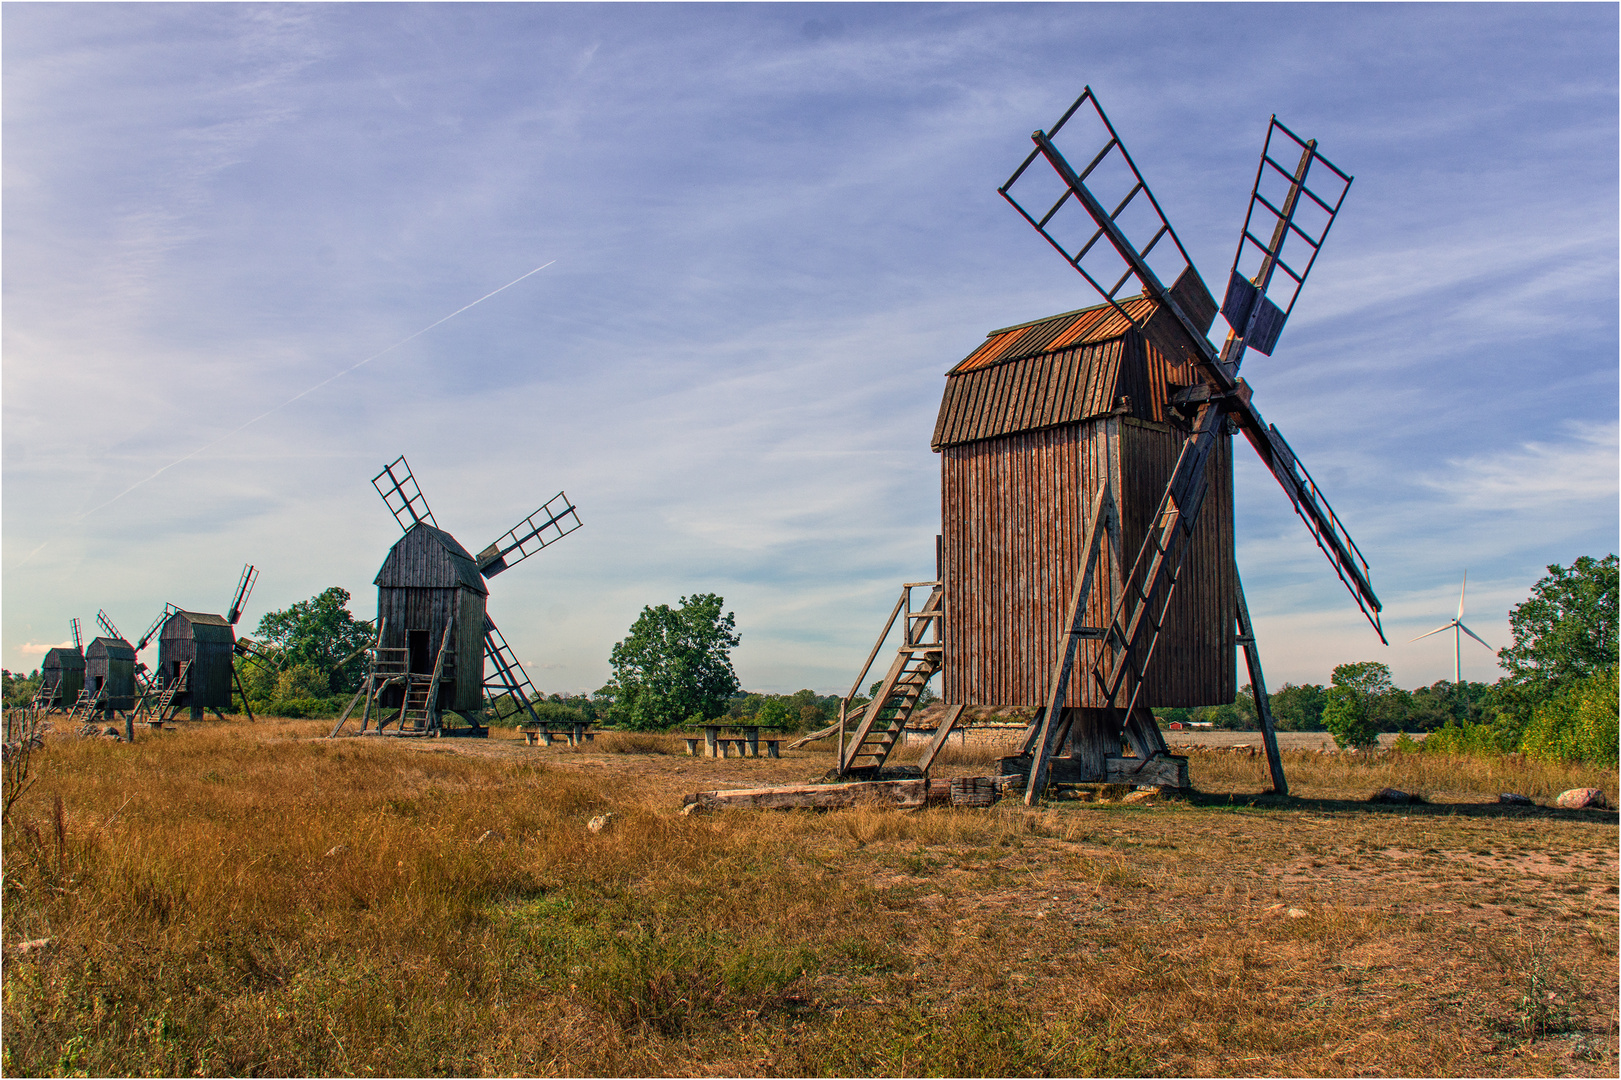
<box><xmin>328</xmin><ymin>456</ymin><xmax>581</xmax><ymax>737</ymax></box>
<box><xmin>837</xmin><ymin>89</ymin><xmax>1383</xmax><ymax>798</ymax></box>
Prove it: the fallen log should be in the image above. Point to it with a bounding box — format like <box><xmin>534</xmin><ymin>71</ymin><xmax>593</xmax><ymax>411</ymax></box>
<box><xmin>681</xmin><ymin>777</ymin><xmax>926</xmax><ymax>813</ymax></box>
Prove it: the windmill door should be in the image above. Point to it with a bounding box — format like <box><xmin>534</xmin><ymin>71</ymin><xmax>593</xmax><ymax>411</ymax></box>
<box><xmin>406</xmin><ymin>630</ymin><xmax>432</xmax><ymax>675</ymax></box>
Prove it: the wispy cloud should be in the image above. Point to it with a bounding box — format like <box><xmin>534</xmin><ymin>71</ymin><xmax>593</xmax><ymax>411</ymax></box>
<box><xmin>1420</xmin><ymin>420</ymin><xmax>1618</xmax><ymax>512</ymax></box>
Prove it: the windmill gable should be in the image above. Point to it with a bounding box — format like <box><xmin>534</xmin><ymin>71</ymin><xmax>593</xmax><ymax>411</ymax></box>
<box><xmin>163</xmin><ymin>611</ymin><xmax>234</xmax><ymax>644</ymax></box>
<box><xmin>43</xmin><ymin>647</ymin><xmax>85</xmax><ymax>673</ymax></box>
<box><xmin>932</xmin><ymin>296</ymin><xmax>1200</xmax><ymax>449</ymax></box>
<box><xmin>374</xmin><ymin>523</ymin><xmax>489</xmax><ymax>596</ymax></box>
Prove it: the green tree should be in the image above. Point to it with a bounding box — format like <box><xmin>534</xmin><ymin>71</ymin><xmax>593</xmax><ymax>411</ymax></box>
<box><xmin>1270</xmin><ymin>682</ymin><xmax>1327</xmax><ymax>731</ymax></box>
<box><xmin>1499</xmin><ymin>555</ymin><xmax>1618</xmax><ymax>691</ymax></box>
<box><xmin>2</xmin><ymin>669</ymin><xmax>42</xmax><ymax>709</ymax></box>
<box><xmin>1323</xmin><ymin>661</ymin><xmax>1399</xmax><ymax>749</ymax></box>
<box><xmin>1492</xmin><ymin>555</ymin><xmax>1619</xmax><ymax>745</ymax></box>
<box><xmin>253</xmin><ymin>587</ymin><xmax>375</xmax><ymax>694</ymax></box>
<box><xmin>600</xmin><ymin>593</ymin><xmax>740</xmax><ymax>731</ymax></box>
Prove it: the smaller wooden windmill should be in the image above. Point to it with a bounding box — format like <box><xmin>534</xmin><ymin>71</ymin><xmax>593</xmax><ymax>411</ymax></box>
<box><xmin>36</xmin><ymin>619</ymin><xmax>86</xmax><ymax>712</ymax></box>
<box><xmin>134</xmin><ymin>565</ymin><xmax>264</xmax><ymax>723</ymax></box>
<box><xmin>70</xmin><ymin>611</ymin><xmax>138</xmax><ymax>729</ymax></box>
<box><xmin>328</xmin><ymin>456</ymin><xmax>581</xmax><ymax>737</ymax></box>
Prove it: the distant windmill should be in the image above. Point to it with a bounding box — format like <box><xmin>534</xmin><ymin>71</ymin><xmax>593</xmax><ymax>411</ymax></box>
<box><xmin>328</xmin><ymin>456</ymin><xmax>581</xmax><ymax>737</ymax></box>
<box><xmin>1410</xmin><ymin>572</ymin><xmax>1492</xmax><ymax>685</ymax></box>
<box><xmin>133</xmin><ymin>564</ymin><xmax>267</xmax><ymax>723</ymax></box>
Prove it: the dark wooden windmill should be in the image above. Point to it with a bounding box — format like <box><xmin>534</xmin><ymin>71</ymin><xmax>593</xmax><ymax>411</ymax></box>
<box><xmin>836</xmin><ymin>88</ymin><xmax>1383</xmax><ymax>800</ymax></box>
<box><xmin>328</xmin><ymin>456</ymin><xmax>581</xmax><ymax>737</ymax></box>
<box><xmin>36</xmin><ymin>619</ymin><xmax>85</xmax><ymax>712</ymax></box>
<box><xmin>72</xmin><ymin>611</ymin><xmax>138</xmax><ymax>727</ymax></box>
<box><xmin>136</xmin><ymin>565</ymin><xmax>262</xmax><ymax>723</ymax></box>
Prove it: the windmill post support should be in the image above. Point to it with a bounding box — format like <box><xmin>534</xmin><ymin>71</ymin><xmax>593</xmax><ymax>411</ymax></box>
<box><xmin>1026</xmin><ymin>483</ymin><xmax>1117</xmax><ymax>804</ymax></box>
<box><xmin>1235</xmin><ymin>577</ymin><xmax>1288</xmax><ymax>795</ymax></box>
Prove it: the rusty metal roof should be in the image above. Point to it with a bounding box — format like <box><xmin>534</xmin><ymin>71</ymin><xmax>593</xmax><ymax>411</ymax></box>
<box><xmin>933</xmin><ymin>296</ymin><xmax>1198</xmax><ymax>449</ymax></box>
<box><xmin>949</xmin><ymin>295</ymin><xmax>1156</xmax><ymax>375</ymax></box>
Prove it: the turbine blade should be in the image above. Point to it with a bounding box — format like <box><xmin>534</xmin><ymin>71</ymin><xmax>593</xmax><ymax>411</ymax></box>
<box><xmin>1457</xmin><ymin>622</ymin><xmax>1492</xmax><ymax>651</ymax></box>
<box><xmin>1408</xmin><ymin>622</ymin><xmax>1456</xmax><ymax>643</ymax></box>
<box><xmin>1457</xmin><ymin>571</ymin><xmax>1467</xmax><ymax>621</ymax></box>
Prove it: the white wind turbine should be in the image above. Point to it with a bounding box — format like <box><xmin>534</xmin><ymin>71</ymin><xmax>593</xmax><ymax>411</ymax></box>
<box><xmin>1410</xmin><ymin>572</ymin><xmax>1493</xmax><ymax>684</ymax></box>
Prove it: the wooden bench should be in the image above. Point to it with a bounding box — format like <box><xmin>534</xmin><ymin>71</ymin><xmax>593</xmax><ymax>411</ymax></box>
<box><xmin>520</xmin><ymin>726</ymin><xmax>594</xmax><ymax>747</ymax></box>
<box><xmin>684</xmin><ymin>737</ymin><xmax>782</xmax><ymax>758</ymax></box>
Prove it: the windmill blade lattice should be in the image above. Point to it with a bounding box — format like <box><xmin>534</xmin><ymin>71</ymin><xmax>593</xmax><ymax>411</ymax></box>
<box><xmin>70</xmin><ymin>618</ymin><xmax>83</xmax><ymax>651</ymax></box>
<box><xmin>477</xmin><ymin>493</ymin><xmax>582</xmax><ymax>579</ymax></box>
<box><xmin>134</xmin><ymin>603</ymin><xmax>181</xmax><ymax>651</ymax></box>
<box><xmin>96</xmin><ymin>610</ymin><xmax>125</xmax><ymax>642</ymax></box>
<box><xmin>1001</xmin><ymin>88</ymin><xmax>1382</xmax><ymax>640</ymax></box>
<box><xmin>373</xmin><ymin>456</ymin><xmax>438</xmax><ymax>531</ymax></box>
<box><xmin>227</xmin><ymin>564</ymin><xmax>259</xmax><ymax>626</ymax></box>
<box><xmin>482</xmin><ymin>616</ymin><xmax>541</xmax><ymax>725</ymax></box>
<box><xmin>1000</xmin><ymin>87</ymin><xmax>1221</xmax><ymax>369</ymax></box>
<box><xmin>1222</xmin><ymin>117</ymin><xmax>1353</xmax><ymax>358</ymax></box>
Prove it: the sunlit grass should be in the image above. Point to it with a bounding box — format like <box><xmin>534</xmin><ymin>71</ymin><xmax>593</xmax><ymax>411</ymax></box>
<box><xmin>3</xmin><ymin>720</ymin><xmax>1615</xmax><ymax>1076</ymax></box>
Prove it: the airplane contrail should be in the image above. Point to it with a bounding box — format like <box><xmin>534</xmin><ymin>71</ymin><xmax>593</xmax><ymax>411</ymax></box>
<box><xmin>71</xmin><ymin>260</ymin><xmax>557</xmax><ymax>523</ymax></box>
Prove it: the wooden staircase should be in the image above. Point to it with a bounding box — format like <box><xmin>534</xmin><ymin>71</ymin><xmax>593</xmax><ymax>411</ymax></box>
<box><xmin>839</xmin><ymin>583</ymin><xmax>944</xmax><ymax>775</ymax></box>
<box><xmin>154</xmin><ymin>661</ymin><xmax>192</xmax><ymax>723</ymax></box>
<box><xmin>67</xmin><ymin>685</ymin><xmax>104</xmax><ymax>723</ymax></box>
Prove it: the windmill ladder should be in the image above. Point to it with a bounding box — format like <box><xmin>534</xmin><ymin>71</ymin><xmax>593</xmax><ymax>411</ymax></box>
<box><xmin>839</xmin><ymin>583</ymin><xmax>945</xmax><ymax>775</ymax></box>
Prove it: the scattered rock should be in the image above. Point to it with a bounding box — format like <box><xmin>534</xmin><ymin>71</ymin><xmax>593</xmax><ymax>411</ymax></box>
<box><xmin>10</xmin><ymin>938</ymin><xmax>53</xmax><ymax>955</ymax></box>
<box><xmin>1371</xmin><ymin>787</ymin><xmax>1417</xmax><ymax>804</ymax></box>
<box><xmin>475</xmin><ymin>829</ymin><xmax>505</xmax><ymax>845</ymax></box>
<box><xmin>1286</xmin><ymin>908</ymin><xmax>1307</xmax><ymax>919</ymax></box>
<box><xmin>586</xmin><ymin>813</ymin><xmax>613</xmax><ymax>834</ymax></box>
<box><xmin>1122</xmin><ymin>789</ymin><xmax>1158</xmax><ymax>805</ymax></box>
<box><xmin>1497</xmin><ymin>793</ymin><xmax>1534</xmax><ymax>806</ymax></box>
<box><xmin>1556</xmin><ymin>788</ymin><xmax>1609</xmax><ymax>810</ymax></box>
<box><xmin>323</xmin><ymin>843</ymin><xmax>349</xmax><ymax>858</ymax></box>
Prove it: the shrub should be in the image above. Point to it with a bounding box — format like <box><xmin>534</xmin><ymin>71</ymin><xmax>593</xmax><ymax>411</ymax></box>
<box><xmin>1421</xmin><ymin>719</ymin><xmax>1517</xmax><ymax>757</ymax></box>
<box><xmin>1521</xmin><ymin>665</ymin><xmax>1619</xmax><ymax>766</ymax></box>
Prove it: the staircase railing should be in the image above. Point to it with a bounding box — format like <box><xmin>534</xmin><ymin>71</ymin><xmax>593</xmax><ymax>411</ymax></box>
<box><xmin>836</xmin><ymin>581</ymin><xmax>942</xmax><ymax>776</ymax></box>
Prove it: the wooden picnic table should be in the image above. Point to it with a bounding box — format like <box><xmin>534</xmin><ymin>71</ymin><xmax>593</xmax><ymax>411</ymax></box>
<box><xmin>680</xmin><ymin>723</ymin><xmax>788</xmax><ymax>759</ymax></box>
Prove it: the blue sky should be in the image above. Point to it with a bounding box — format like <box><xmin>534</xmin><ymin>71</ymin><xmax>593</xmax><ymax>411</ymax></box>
<box><xmin>4</xmin><ymin>3</ymin><xmax>1616</xmax><ymax>697</ymax></box>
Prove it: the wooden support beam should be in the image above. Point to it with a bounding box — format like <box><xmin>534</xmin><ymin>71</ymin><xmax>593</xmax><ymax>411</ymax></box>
<box><xmin>1236</xmin><ymin>575</ymin><xmax>1288</xmax><ymax>795</ymax></box>
<box><xmin>1027</xmin><ymin>484</ymin><xmax>1116</xmax><ymax>805</ymax></box>
<box><xmin>915</xmin><ymin>704</ymin><xmax>966</xmax><ymax>774</ymax></box>
<box><xmin>681</xmin><ymin>779</ymin><xmax>928</xmax><ymax>813</ymax></box>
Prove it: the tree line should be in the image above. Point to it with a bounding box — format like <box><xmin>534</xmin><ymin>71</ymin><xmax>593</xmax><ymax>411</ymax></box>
<box><xmin>1158</xmin><ymin>555</ymin><xmax>1616</xmax><ymax>766</ymax></box>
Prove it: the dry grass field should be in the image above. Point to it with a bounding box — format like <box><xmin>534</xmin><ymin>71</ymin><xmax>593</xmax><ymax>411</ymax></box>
<box><xmin>3</xmin><ymin>719</ymin><xmax>1616</xmax><ymax>1077</ymax></box>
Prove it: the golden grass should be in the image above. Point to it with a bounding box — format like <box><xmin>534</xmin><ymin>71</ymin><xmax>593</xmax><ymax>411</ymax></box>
<box><xmin>3</xmin><ymin>721</ymin><xmax>1616</xmax><ymax>1077</ymax></box>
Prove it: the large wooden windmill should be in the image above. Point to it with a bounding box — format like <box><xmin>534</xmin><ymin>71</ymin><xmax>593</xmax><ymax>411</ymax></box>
<box><xmin>328</xmin><ymin>456</ymin><xmax>581</xmax><ymax>737</ymax></box>
<box><xmin>836</xmin><ymin>89</ymin><xmax>1383</xmax><ymax>799</ymax></box>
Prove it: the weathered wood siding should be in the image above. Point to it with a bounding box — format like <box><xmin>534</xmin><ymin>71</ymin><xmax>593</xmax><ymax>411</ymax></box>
<box><xmin>374</xmin><ymin>523</ymin><xmax>490</xmax><ymax>713</ymax></box>
<box><xmin>84</xmin><ymin>637</ymin><xmax>136</xmax><ymax>711</ymax></box>
<box><xmin>42</xmin><ymin>648</ymin><xmax>85</xmax><ymax>703</ymax></box>
<box><xmin>939</xmin><ymin>416</ymin><xmax>1234</xmax><ymax>709</ymax></box>
<box><xmin>158</xmin><ymin>613</ymin><xmax>237</xmax><ymax>710</ymax></box>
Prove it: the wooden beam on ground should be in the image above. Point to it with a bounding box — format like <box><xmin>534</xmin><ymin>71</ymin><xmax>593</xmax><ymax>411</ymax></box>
<box><xmin>1104</xmin><ymin>753</ymin><xmax>1189</xmax><ymax>788</ymax></box>
<box><xmin>681</xmin><ymin>779</ymin><xmax>927</xmax><ymax>813</ymax></box>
